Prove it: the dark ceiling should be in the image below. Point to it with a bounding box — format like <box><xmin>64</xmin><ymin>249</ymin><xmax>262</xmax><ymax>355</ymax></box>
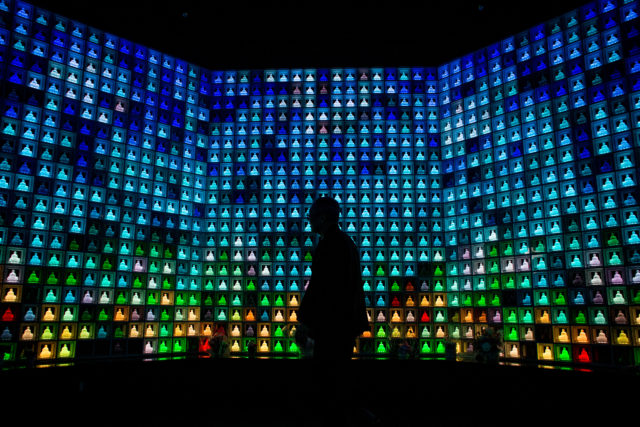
<box><xmin>24</xmin><ymin>0</ymin><xmax>592</xmax><ymax>71</ymax></box>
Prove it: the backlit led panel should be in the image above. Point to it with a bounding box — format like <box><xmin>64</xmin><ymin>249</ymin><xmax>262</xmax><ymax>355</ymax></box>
<box><xmin>0</xmin><ymin>0</ymin><xmax>639</xmax><ymax>366</ymax></box>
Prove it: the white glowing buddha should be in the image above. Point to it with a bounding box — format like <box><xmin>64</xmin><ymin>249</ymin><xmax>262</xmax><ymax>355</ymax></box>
<box><xmin>509</xmin><ymin>345</ymin><xmax>519</xmax><ymax>358</ymax></box>
<box><xmin>6</xmin><ymin>270</ymin><xmax>19</xmax><ymax>283</ymax></box>
<box><xmin>99</xmin><ymin>292</ymin><xmax>110</xmax><ymax>304</ymax></box>
<box><xmin>612</xmin><ymin>272</ymin><xmax>624</xmax><ymax>285</ymax></box>
<box><xmin>8</xmin><ymin>251</ymin><xmax>20</xmax><ymax>263</ymax></box>
<box><xmin>504</xmin><ymin>260</ymin><xmax>514</xmax><ymax>272</ymax></box>
<box><xmin>21</xmin><ymin>326</ymin><xmax>34</xmax><ymax>340</ymax></box>
<box><xmin>132</xmin><ymin>293</ymin><xmax>142</xmax><ymax>304</ymax></box>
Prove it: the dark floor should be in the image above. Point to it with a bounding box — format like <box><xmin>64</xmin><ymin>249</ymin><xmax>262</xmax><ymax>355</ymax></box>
<box><xmin>1</xmin><ymin>357</ymin><xmax>637</xmax><ymax>426</ymax></box>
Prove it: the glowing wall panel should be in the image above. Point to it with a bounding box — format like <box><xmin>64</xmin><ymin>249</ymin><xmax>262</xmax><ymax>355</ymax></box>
<box><xmin>436</xmin><ymin>0</ymin><xmax>640</xmax><ymax>365</ymax></box>
<box><xmin>0</xmin><ymin>0</ymin><xmax>639</xmax><ymax>366</ymax></box>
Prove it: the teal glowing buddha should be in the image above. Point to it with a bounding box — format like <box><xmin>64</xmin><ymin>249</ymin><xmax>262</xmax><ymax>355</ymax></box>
<box><xmin>538</xmin><ymin>293</ymin><xmax>549</xmax><ymax>305</ymax></box>
<box><xmin>556</xmin><ymin>311</ymin><xmax>568</xmax><ymax>323</ymax></box>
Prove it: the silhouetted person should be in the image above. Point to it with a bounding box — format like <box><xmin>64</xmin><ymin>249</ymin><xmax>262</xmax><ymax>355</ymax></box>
<box><xmin>297</xmin><ymin>197</ymin><xmax>380</xmax><ymax>426</ymax></box>
<box><xmin>299</xmin><ymin>197</ymin><xmax>369</xmax><ymax>360</ymax></box>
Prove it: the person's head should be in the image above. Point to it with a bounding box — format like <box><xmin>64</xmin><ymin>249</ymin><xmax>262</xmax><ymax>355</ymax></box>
<box><xmin>307</xmin><ymin>196</ymin><xmax>340</xmax><ymax>235</ymax></box>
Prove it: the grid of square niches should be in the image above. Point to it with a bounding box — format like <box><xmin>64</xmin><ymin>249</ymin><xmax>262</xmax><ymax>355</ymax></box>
<box><xmin>0</xmin><ymin>0</ymin><xmax>444</xmax><ymax>362</ymax></box>
<box><xmin>435</xmin><ymin>0</ymin><xmax>640</xmax><ymax>365</ymax></box>
<box><xmin>1</xmin><ymin>0</ymin><xmax>640</xmax><ymax>367</ymax></box>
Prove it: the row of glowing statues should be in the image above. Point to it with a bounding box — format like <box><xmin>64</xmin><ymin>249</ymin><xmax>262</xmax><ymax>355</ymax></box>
<box><xmin>5</xmin><ymin>306</ymin><xmax>639</xmax><ymax>341</ymax></box>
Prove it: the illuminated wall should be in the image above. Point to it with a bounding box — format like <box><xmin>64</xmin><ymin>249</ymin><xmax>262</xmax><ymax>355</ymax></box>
<box><xmin>0</xmin><ymin>0</ymin><xmax>639</xmax><ymax>366</ymax></box>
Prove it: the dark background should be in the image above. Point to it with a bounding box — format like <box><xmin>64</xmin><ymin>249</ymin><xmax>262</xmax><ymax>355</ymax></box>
<box><xmin>24</xmin><ymin>0</ymin><xmax>592</xmax><ymax>70</ymax></box>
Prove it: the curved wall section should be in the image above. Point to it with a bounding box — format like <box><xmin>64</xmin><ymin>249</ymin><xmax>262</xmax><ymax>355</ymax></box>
<box><xmin>0</xmin><ymin>0</ymin><xmax>639</xmax><ymax>367</ymax></box>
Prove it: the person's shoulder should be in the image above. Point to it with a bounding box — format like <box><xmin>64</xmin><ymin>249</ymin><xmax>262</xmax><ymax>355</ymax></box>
<box><xmin>337</xmin><ymin>229</ymin><xmax>358</xmax><ymax>250</ymax></box>
<box><xmin>336</xmin><ymin>227</ymin><xmax>354</xmax><ymax>241</ymax></box>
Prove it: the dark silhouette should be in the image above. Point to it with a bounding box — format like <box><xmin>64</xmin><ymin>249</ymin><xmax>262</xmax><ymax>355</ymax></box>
<box><xmin>298</xmin><ymin>197</ymin><xmax>369</xmax><ymax>360</ymax></box>
<box><xmin>297</xmin><ymin>197</ymin><xmax>380</xmax><ymax>426</ymax></box>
